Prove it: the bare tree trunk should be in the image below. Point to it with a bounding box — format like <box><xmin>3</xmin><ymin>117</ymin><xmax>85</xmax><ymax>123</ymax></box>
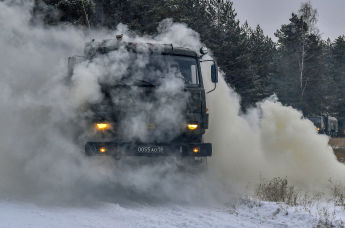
<box><xmin>217</xmin><ymin>0</ymin><xmax>220</xmax><ymax>28</ymax></box>
<box><xmin>81</xmin><ymin>0</ymin><xmax>91</xmax><ymax>30</ymax></box>
<box><xmin>300</xmin><ymin>42</ymin><xmax>305</xmax><ymax>96</ymax></box>
<box><xmin>301</xmin><ymin>78</ymin><xmax>308</xmax><ymax>97</ymax></box>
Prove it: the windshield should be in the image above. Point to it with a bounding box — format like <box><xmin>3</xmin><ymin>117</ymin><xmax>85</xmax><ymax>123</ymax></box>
<box><xmin>122</xmin><ymin>54</ymin><xmax>199</xmax><ymax>85</ymax></box>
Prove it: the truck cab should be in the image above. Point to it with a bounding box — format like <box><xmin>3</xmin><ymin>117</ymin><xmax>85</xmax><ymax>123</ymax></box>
<box><xmin>309</xmin><ymin>116</ymin><xmax>326</xmax><ymax>133</ymax></box>
<box><xmin>308</xmin><ymin>115</ymin><xmax>338</xmax><ymax>137</ymax></box>
<box><xmin>68</xmin><ymin>38</ymin><xmax>218</xmax><ymax>161</ymax></box>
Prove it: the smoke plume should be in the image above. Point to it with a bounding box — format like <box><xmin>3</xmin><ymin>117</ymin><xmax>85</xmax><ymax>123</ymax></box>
<box><xmin>0</xmin><ymin>0</ymin><xmax>216</xmax><ymax>204</ymax></box>
<box><xmin>0</xmin><ymin>0</ymin><xmax>344</xmax><ymax>206</ymax></box>
<box><xmin>204</xmin><ymin>73</ymin><xmax>345</xmax><ymax>191</ymax></box>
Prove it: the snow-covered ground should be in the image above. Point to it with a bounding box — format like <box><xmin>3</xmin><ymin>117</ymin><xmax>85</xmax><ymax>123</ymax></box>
<box><xmin>1</xmin><ymin>199</ymin><xmax>344</xmax><ymax>228</ymax></box>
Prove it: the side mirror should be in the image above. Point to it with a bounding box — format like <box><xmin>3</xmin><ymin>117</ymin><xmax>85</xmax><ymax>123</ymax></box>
<box><xmin>211</xmin><ymin>64</ymin><xmax>218</xmax><ymax>83</ymax></box>
<box><xmin>200</xmin><ymin>47</ymin><xmax>208</xmax><ymax>56</ymax></box>
<box><xmin>67</xmin><ymin>56</ymin><xmax>86</xmax><ymax>79</ymax></box>
<box><xmin>200</xmin><ymin>59</ymin><xmax>218</xmax><ymax>94</ymax></box>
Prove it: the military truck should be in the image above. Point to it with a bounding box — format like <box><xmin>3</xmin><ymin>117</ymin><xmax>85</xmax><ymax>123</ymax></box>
<box><xmin>309</xmin><ymin>115</ymin><xmax>338</xmax><ymax>137</ymax></box>
<box><xmin>67</xmin><ymin>37</ymin><xmax>218</xmax><ymax>163</ymax></box>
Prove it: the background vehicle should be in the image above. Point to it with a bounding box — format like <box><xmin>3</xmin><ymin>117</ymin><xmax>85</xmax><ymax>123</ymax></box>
<box><xmin>308</xmin><ymin>115</ymin><xmax>338</xmax><ymax>137</ymax></box>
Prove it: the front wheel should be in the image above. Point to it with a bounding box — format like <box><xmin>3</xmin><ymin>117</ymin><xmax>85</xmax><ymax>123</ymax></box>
<box><xmin>176</xmin><ymin>157</ymin><xmax>208</xmax><ymax>173</ymax></box>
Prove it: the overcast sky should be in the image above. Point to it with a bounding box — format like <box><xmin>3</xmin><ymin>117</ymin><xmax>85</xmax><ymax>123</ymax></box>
<box><xmin>231</xmin><ymin>0</ymin><xmax>345</xmax><ymax>41</ymax></box>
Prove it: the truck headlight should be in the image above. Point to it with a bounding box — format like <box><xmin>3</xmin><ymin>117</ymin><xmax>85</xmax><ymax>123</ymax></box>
<box><xmin>96</xmin><ymin>123</ymin><xmax>110</xmax><ymax>130</ymax></box>
<box><xmin>187</xmin><ymin>123</ymin><xmax>199</xmax><ymax>131</ymax></box>
<box><xmin>193</xmin><ymin>147</ymin><xmax>200</xmax><ymax>153</ymax></box>
<box><xmin>99</xmin><ymin>147</ymin><xmax>107</xmax><ymax>153</ymax></box>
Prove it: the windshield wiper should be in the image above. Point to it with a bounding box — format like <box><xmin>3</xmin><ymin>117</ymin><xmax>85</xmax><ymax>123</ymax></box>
<box><xmin>134</xmin><ymin>79</ymin><xmax>157</xmax><ymax>87</ymax></box>
<box><xmin>159</xmin><ymin>75</ymin><xmax>189</xmax><ymax>84</ymax></box>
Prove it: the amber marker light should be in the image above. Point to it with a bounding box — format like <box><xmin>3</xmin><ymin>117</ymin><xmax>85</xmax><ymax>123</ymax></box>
<box><xmin>96</xmin><ymin>123</ymin><xmax>110</xmax><ymax>130</ymax></box>
<box><xmin>317</xmin><ymin>127</ymin><xmax>320</xmax><ymax>131</ymax></box>
<box><xmin>99</xmin><ymin>147</ymin><xmax>106</xmax><ymax>153</ymax></box>
<box><xmin>193</xmin><ymin>147</ymin><xmax>200</xmax><ymax>153</ymax></box>
<box><xmin>187</xmin><ymin>123</ymin><xmax>199</xmax><ymax>131</ymax></box>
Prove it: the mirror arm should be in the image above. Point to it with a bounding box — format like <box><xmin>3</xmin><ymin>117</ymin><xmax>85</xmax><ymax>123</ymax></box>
<box><xmin>199</xmin><ymin>59</ymin><xmax>215</xmax><ymax>63</ymax></box>
<box><xmin>206</xmin><ymin>83</ymin><xmax>217</xmax><ymax>94</ymax></box>
<box><xmin>200</xmin><ymin>59</ymin><xmax>218</xmax><ymax>93</ymax></box>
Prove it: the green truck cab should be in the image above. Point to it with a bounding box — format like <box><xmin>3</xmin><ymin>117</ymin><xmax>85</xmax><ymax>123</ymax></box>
<box><xmin>68</xmin><ymin>37</ymin><xmax>218</xmax><ymax>162</ymax></box>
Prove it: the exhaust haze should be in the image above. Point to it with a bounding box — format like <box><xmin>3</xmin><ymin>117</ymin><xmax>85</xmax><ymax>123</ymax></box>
<box><xmin>0</xmin><ymin>1</ymin><xmax>217</xmax><ymax>205</ymax></box>
<box><xmin>0</xmin><ymin>0</ymin><xmax>344</xmax><ymax>206</ymax></box>
<box><xmin>204</xmin><ymin>74</ymin><xmax>345</xmax><ymax>191</ymax></box>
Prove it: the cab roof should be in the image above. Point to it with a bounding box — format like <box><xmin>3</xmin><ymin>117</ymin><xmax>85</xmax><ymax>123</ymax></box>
<box><xmin>84</xmin><ymin>39</ymin><xmax>198</xmax><ymax>58</ymax></box>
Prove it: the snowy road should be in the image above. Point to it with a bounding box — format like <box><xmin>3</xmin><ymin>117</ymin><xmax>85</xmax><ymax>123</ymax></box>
<box><xmin>1</xmin><ymin>199</ymin><xmax>341</xmax><ymax>228</ymax></box>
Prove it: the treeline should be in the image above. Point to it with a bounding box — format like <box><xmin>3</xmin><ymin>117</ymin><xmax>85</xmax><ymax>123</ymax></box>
<box><xmin>33</xmin><ymin>0</ymin><xmax>345</xmax><ymax>119</ymax></box>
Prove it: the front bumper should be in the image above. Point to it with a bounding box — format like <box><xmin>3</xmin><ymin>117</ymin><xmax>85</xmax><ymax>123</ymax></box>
<box><xmin>85</xmin><ymin>142</ymin><xmax>212</xmax><ymax>157</ymax></box>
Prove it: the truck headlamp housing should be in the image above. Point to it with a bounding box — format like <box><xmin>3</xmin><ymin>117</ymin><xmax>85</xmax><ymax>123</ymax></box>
<box><xmin>187</xmin><ymin>123</ymin><xmax>199</xmax><ymax>131</ymax></box>
<box><xmin>96</xmin><ymin>123</ymin><xmax>110</xmax><ymax>130</ymax></box>
<box><xmin>99</xmin><ymin>147</ymin><xmax>107</xmax><ymax>153</ymax></box>
<box><xmin>193</xmin><ymin>147</ymin><xmax>200</xmax><ymax>153</ymax></box>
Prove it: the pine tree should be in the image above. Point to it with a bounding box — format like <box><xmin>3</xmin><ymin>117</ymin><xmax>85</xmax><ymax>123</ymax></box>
<box><xmin>247</xmin><ymin>25</ymin><xmax>276</xmax><ymax>103</ymax></box>
<box><xmin>34</xmin><ymin>0</ymin><xmax>95</xmax><ymax>26</ymax></box>
<box><xmin>275</xmin><ymin>13</ymin><xmax>306</xmax><ymax>108</ymax></box>
<box><xmin>322</xmin><ymin>38</ymin><xmax>338</xmax><ymax>115</ymax></box>
<box><xmin>332</xmin><ymin>36</ymin><xmax>345</xmax><ymax>120</ymax></box>
<box><xmin>274</xmin><ymin>2</ymin><xmax>323</xmax><ymax>114</ymax></box>
<box><xmin>302</xmin><ymin>34</ymin><xmax>328</xmax><ymax>114</ymax></box>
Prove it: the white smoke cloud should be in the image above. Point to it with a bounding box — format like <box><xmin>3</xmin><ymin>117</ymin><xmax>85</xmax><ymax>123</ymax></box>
<box><xmin>204</xmin><ymin>73</ymin><xmax>345</xmax><ymax>192</ymax></box>
<box><xmin>0</xmin><ymin>0</ymin><xmax>214</xmax><ymax>205</ymax></box>
<box><xmin>1</xmin><ymin>0</ymin><xmax>344</xmax><ymax>207</ymax></box>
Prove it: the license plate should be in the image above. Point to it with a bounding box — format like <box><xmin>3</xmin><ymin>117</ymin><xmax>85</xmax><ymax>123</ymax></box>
<box><xmin>137</xmin><ymin>145</ymin><xmax>165</xmax><ymax>154</ymax></box>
